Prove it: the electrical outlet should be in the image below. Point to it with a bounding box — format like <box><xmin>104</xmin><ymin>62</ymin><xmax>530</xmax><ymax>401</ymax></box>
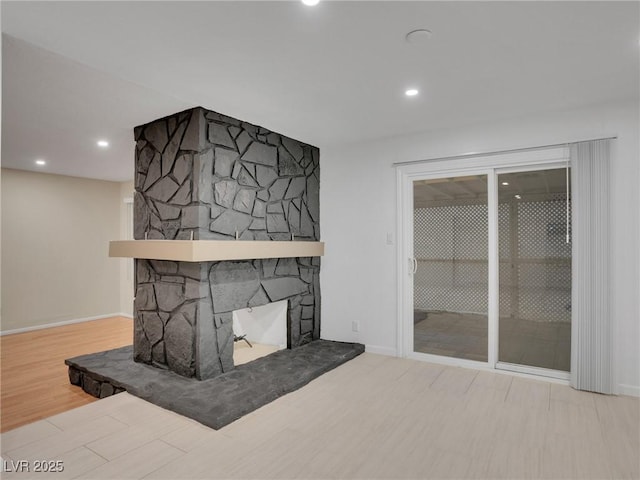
<box><xmin>352</xmin><ymin>321</ymin><xmax>359</xmax><ymax>332</ymax></box>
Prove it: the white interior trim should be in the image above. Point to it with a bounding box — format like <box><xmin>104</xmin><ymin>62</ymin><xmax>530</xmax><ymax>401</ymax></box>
<box><xmin>365</xmin><ymin>344</ymin><xmax>397</xmax><ymax>357</ymax></box>
<box><xmin>409</xmin><ymin>350</ymin><xmax>571</xmax><ymax>386</ymax></box>
<box><xmin>0</xmin><ymin>313</ymin><xmax>132</xmax><ymax>336</ymax></box>
<box><xmin>487</xmin><ymin>171</ymin><xmax>498</xmax><ymax>367</ymax></box>
<box><xmin>409</xmin><ymin>350</ymin><xmax>488</xmax><ymax>370</ymax></box>
<box><xmin>369</xmin><ymin>341</ymin><xmax>573</xmax><ymax>387</ymax></box>
<box><xmin>395</xmin><ymin>147</ymin><xmax>569</xmax><ymax>175</ymax></box>
<box><xmin>395</xmin><ymin>168</ymin><xmax>406</xmax><ymax>358</ymax></box>
<box><xmin>396</xmin><ymin>145</ymin><xmax>573</xmax><ymax>380</ymax></box>
<box><xmin>617</xmin><ymin>384</ymin><xmax>640</xmax><ymax>398</ymax></box>
<box><xmin>496</xmin><ymin>362</ymin><xmax>571</xmax><ymax>381</ymax></box>
<box><xmin>392</xmin><ymin>137</ymin><xmax>614</xmax><ymax>167</ymax></box>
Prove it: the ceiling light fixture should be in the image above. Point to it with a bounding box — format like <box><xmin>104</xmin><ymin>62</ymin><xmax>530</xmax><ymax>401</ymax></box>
<box><xmin>97</xmin><ymin>140</ymin><xmax>109</xmax><ymax>148</ymax></box>
<box><xmin>35</xmin><ymin>159</ymin><xmax>46</xmax><ymax>166</ymax></box>
<box><xmin>301</xmin><ymin>0</ymin><xmax>320</xmax><ymax>5</ymax></box>
<box><xmin>405</xmin><ymin>88</ymin><xmax>419</xmax><ymax>97</ymax></box>
<box><xmin>501</xmin><ymin>181</ymin><xmax>509</xmax><ymax>186</ymax></box>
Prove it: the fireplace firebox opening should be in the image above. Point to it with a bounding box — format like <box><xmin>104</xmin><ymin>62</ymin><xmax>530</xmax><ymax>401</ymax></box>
<box><xmin>233</xmin><ymin>300</ymin><xmax>287</xmax><ymax>365</ymax></box>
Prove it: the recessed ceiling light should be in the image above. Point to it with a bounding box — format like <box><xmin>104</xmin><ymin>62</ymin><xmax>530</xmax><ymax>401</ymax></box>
<box><xmin>514</xmin><ymin>194</ymin><xmax>522</xmax><ymax>199</ymax></box>
<box><xmin>97</xmin><ymin>140</ymin><xmax>109</xmax><ymax>148</ymax></box>
<box><xmin>501</xmin><ymin>181</ymin><xmax>509</xmax><ymax>186</ymax></box>
<box><xmin>35</xmin><ymin>159</ymin><xmax>46</xmax><ymax>166</ymax></box>
<box><xmin>301</xmin><ymin>0</ymin><xmax>319</xmax><ymax>5</ymax></box>
<box><xmin>405</xmin><ymin>29</ymin><xmax>433</xmax><ymax>44</ymax></box>
<box><xmin>405</xmin><ymin>88</ymin><xmax>419</xmax><ymax>97</ymax></box>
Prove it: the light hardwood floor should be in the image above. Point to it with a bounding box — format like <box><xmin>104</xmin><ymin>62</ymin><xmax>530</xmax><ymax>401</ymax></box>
<box><xmin>1</xmin><ymin>319</ymin><xmax>639</xmax><ymax>479</ymax></box>
<box><xmin>0</xmin><ymin>317</ymin><xmax>133</xmax><ymax>432</ymax></box>
<box><xmin>0</xmin><ymin>317</ymin><xmax>280</xmax><ymax>433</ymax></box>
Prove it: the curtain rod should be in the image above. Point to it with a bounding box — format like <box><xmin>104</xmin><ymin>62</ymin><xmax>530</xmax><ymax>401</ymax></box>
<box><xmin>392</xmin><ymin>136</ymin><xmax>618</xmax><ymax>167</ymax></box>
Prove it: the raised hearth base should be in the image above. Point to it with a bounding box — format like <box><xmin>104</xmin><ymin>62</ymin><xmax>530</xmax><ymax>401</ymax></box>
<box><xmin>65</xmin><ymin>340</ymin><xmax>364</xmax><ymax>429</ymax></box>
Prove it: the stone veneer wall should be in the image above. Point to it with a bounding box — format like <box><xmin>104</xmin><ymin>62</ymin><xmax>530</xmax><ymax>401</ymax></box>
<box><xmin>132</xmin><ymin>107</ymin><xmax>320</xmax><ymax>380</ymax></box>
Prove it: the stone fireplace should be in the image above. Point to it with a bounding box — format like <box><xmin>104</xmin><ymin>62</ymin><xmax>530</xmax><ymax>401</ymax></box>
<box><xmin>132</xmin><ymin>107</ymin><xmax>321</xmax><ymax>380</ymax></box>
<box><xmin>67</xmin><ymin>106</ymin><xmax>362</xmax><ymax>428</ymax></box>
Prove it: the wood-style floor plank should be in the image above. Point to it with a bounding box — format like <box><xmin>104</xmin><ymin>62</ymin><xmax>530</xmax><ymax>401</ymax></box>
<box><xmin>0</xmin><ymin>317</ymin><xmax>133</xmax><ymax>432</ymax></box>
<box><xmin>1</xmin><ymin>318</ymin><xmax>638</xmax><ymax>479</ymax></box>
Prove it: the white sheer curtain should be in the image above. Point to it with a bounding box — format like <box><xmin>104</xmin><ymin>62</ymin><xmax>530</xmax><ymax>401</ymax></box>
<box><xmin>570</xmin><ymin>139</ymin><xmax>613</xmax><ymax>394</ymax></box>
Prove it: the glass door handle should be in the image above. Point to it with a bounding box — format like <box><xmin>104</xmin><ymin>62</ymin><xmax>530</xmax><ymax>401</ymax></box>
<box><xmin>412</xmin><ymin>258</ymin><xmax>418</xmax><ymax>274</ymax></box>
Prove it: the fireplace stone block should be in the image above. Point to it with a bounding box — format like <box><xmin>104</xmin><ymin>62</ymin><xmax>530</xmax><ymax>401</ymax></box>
<box><xmin>133</xmin><ymin>107</ymin><xmax>320</xmax><ymax>380</ymax></box>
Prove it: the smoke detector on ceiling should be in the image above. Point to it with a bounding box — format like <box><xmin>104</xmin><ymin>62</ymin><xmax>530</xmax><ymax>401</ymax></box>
<box><xmin>405</xmin><ymin>29</ymin><xmax>433</xmax><ymax>44</ymax></box>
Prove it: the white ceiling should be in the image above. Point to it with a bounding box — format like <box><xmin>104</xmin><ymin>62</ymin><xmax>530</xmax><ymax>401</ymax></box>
<box><xmin>2</xmin><ymin>1</ymin><xmax>639</xmax><ymax>182</ymax></box>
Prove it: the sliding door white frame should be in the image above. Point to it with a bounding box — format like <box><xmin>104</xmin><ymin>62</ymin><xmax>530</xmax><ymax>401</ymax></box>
<box><xmin>493</xmin><ymin>162</ymin><xmax>571</xmax><ymax>380</ymax></box>
<box><xmin>396</xmin><ymin>147</ymin><xmax>570</xmax><ymax>376</ymax></box>
<box><xmin>400</xmin><ymin>167</ymin><xmax>493</xmax><ymax>371</ymax></box>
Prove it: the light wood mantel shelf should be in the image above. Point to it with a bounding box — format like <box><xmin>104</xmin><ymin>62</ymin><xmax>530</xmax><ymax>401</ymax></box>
<box><xmin>109</xmin><ymin>240</ymin><xmax>324</xmax><ymax>262</ymax></box>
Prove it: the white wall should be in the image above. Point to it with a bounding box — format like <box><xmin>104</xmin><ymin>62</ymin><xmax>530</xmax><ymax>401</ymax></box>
<box><xmin>320</xmin><ymin>100</ymin><xmax>639</xmax><ymax>394</ymax></box>
<box><xmin>1</xmin><ymin>169</ymin><xmax>123</xmax><ymax>331</ymax></box>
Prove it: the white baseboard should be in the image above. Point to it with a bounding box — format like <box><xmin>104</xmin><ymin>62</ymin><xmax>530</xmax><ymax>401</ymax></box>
<box><xmin>618</xmin><ymin>383</ymin><xmax>640</xmax><ymax>397</ymax></box>
<box><xmin>0</xmin><ymin>313</ymin><xmax>132</xmax><ymax>336</ymax></box>
<box><xmin>365</xmin><ymin>345</ymin><xmax>397</xmax><ymax>357</ymax></box>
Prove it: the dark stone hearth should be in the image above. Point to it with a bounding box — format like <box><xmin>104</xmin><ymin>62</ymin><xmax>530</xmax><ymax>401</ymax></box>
<box><xmin>100</xmin><ymin>382</ymin><xmax>115</xmax><ymax>398</ymax></box>
<box><xmin>66</xmin><ymin>340</ymin><xmax>364</xmax><ymax>430</ymax></box>
<box><xmin>81</xmin><ymin>375</ymin><xmax>102</xmax><ymax>398</ymax></box>
<box><xmin>68</xmin><ymin>366</ymin><xmax>82</xmax><ymax>386</ymax></box>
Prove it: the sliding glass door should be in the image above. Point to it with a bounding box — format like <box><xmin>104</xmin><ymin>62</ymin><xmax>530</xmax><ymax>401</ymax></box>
<box><xmin>412</xmin><ymin>174</ymin><xmax>489</xmax><ymax>362</ymax></box>
<box><xmin>497</xmin><ymin>168</ymin><xmax>571</xmax><ymax>372</ymax></box>
<box><xmin>406</xmin><ymin>158</ymin><xmax>571</xmax><ymax>377</ymax></box>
